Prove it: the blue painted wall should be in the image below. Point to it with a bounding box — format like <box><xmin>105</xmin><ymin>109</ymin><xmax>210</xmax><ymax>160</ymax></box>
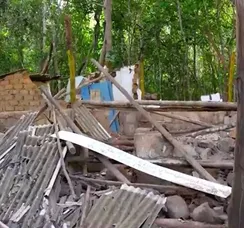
<box><xmin>81</xmin><ymin>81</ymin><xmax>119</xmax><ymax>132</ymax></box>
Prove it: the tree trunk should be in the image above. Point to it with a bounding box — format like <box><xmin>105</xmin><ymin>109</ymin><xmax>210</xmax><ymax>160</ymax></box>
<box><xmin>42</xmin><ymin>0</ymin><xmax>47</xmax><ymax>59</ymax></box>
<box><xmin>64</xmin><ymin>15</ymin><xmax>76</xmax><ymax>103</ymax></box>
<box><xmin>99</xmin><ymin>0</ymin><xmax>112</xmax><ymax>67</ymax></box>
<box><xmin>228</xmin><ymin>1</ymin><xmax>244</xmax><ymax>228</ymax></box>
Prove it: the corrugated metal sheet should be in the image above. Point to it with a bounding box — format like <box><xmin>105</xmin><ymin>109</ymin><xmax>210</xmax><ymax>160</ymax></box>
<box><xmin>0</xmin><ymin>112</ymin><xmax>38</xmax><ymax>157</ymax></box>
<box><xmin>33</xmin><ymin>124</ymin><xmax>55</xmax><ymax>136</ymax></box>
<box><xmin>0</xmin><ymin>125</ymin><xmax>60</xmax><ymax>227</ymax></box>
<box><xmin>74</xmin><ymin>105</ymin><xmax>111</xmax><ymax>141</ymax></box>
<box><xmin>84</xmin><ymin>184</ymin><xmax>166</xmax><ymax>228</ymax></box>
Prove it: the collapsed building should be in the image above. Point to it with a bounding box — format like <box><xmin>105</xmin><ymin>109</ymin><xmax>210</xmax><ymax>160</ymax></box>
<box><xmin>0</xmin><ymin>68</ymin><xmax>236</xmax><ymax>228</ymax></box>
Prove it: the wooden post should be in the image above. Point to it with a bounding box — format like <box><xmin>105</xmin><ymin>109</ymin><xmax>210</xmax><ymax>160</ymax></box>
<box><xmin>228</xmin><ymin>1</ymin><xmax>244</xmax><ymax>228</ymax></box>
<box><xmin>228</xmin><ymin>51</ymin><xmax>236</xmax><ymax>102</ymax></box>
<box><xmin>139</xmin><ymin>57</ymin><xmax>145</xmax><ymax>99</ymax></box>
<box><xmin>64</xmin><ymin>15</ymin><xmax>76</xmax><ymax>103</ymax></box>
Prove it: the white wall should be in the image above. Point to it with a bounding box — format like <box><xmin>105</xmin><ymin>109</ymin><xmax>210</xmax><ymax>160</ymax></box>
<box><xmin>112</xmin><ymin>66</ymin><xmax>142</xmax><ymax>101</ymax></box>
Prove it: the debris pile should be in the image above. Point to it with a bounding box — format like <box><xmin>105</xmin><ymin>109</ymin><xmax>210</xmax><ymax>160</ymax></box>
<box><xmin>0</xmin><ymin>63</ymin><xmax>236</xmax><ymax>227</ymax></box>
<box><xmin>0</xmin><ymin>107</ymin><xmax>233</xmax><ymax>227</ymax></box>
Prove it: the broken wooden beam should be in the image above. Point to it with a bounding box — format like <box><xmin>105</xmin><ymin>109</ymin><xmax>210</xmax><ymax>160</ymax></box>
<box><xmin>152</xmin><ymin>111</ymin><xmax>214</xmax><ymax>128</ymax></box>
<box><xmin>79</xmin><ymin>100</ymin><xmax>237</xmax><ymax>111</ymax></box>
<box><xmin>70</xmin><ymin>175</ymin><xmax>198</xmax><ymax>196</ymax></box>
<box><xmin>57</xmin><ymin>116</ymin><xmax>76</xmax><ymax>154</ymax></box>
<box><xmin>184</xmin><ymin>125</ymin><xmax>232</xmax><ymax>138</ymax></box>
<box><xmin>149</xmin><ymin>158</ymin><xmax>234</xmax><ymax>169</ymax></box>
<box><xmin>91</xmin><ymin>58</ymin><xmax>216</xmax><ymax>182</ymax></box>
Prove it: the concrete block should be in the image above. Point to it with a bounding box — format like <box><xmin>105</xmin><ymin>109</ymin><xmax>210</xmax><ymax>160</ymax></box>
<box><xmin>134</xmin><ymin>128</ymin><xmax>173</xmax><ymax>159</ymax></box>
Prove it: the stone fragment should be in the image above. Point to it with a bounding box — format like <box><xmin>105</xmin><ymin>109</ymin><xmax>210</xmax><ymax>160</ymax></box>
<box><xmin>217</xmin><ymin>138</ymin><xmax>235</xmax><ymax>153</ymax></box>
<box><xmin>224</xmin><ymin>116</ymin><xmax>231</xmax><ymax>126</ymax></box>
<box><xmin>191</xmin><ymin>202</ymin><xmax>223</xmax><ymax>224</ymax></box>
<box><xmin>213</xmin><ymin>206</ymin><xmax>224</xmax><ymax>215</ymax></box>
<box><xmin>120</xmin><ymin>112</ymin><xmax>139</xmax><ymax>137</ymax></box>
<box><xmin>229</xmin><ymin>127</ymin><xmax>236</xmax><ymax>139</ymax></box>
<box><xmin>226</xmin><ymin>172</ymin><xmax>234</xmax><ymax>187</ymax></box>
<box><xmin>213</xmin><ymin>206</ymin><xmax>228</xmax><ymax>222</ymax></box>
<box><xmin>165</xmin><ymin>195</ymin><xmax>189</xmax><ymax>219</ymax></box>
<box><xmin>230</xmin><ymin>113</ymin><xmax>237</xmax><ymax>126</ymax></box>
<box><xmin>134</xmin><ymin>128</ymin><xmax>173</xmax><ymax>159</ymax></box>
<box><xmin>199</xmin><ymin>148</ymin><xmax>212</xmax><ymax>160</ymax></box>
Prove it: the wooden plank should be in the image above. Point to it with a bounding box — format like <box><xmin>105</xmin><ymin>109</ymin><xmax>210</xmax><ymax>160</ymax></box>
<box><xmin>54</xmin><ymin>130</ymin><xmax>232</xmax><ymax>198</ymax></box>
<box><xmin>152</xmin><ymin>111</ymin><xmax>213</xmax><ymax>128</ymax></box>
<box><xmin>79</xmin><ymin>100</ymin><xmax>237</xmax><ymax>111</ymax></box>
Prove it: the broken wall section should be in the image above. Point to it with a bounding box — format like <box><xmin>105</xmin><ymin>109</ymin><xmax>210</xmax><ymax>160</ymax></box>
<box><xmin>0</xmin><ymin>70</ymin><xmax>44</xmax><ymax>112</ymax></box>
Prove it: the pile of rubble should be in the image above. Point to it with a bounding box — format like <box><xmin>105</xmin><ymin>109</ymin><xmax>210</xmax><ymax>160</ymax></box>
<box><xmin>0</xmin><ymin>83</ymin><xmax>235</xmax><ymax>228</ymax></box>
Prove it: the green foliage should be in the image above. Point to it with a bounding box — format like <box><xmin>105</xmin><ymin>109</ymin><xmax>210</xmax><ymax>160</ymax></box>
<box><xmin>0</xmin><ymin>0</ymin><xmax>236</xmax><ymax>100</ymax></box>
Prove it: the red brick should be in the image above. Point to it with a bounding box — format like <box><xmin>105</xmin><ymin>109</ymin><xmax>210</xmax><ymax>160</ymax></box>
<box><xmin>29</xmin><ymin>101</ymin><xmax>40</xmax><ymax>106</ymax></box>
<box><xmin>0</xmin><ymin>80</ymin><xmax>9</xmax><ymax>86</ymax></box>
<box><xmin>9</xmin><ymin>78</ymin><xmax>20</xmax><ymax>84</ymax></box>
<box><xmin>22</xmin><ymin>106</ymin><xmax>32</xmax><ymax>111</ymax></box>
<box><xmin>24</xmin><ymin>84</ymin><xmax>35</xmax><ymax>89</ymax></box>
<box><xmin>0</xmin><ymin>102</ymin><xmax>4</xmax><ymax>111</ymax></box>
<box><xmin>4</xmin><ymin>95</ymin><xmax>14</xmax><ymax>100</ymax></box>
<box><xmin>6</xmin><ymin>75</ymin><xmax>14</xmax><ymax>80</ymax></box>
<box><xmin>8</xmin><ymin>90</ymin><xmax>18</xmax><ymax>95</ymax></box>
<box><xmin>22</xmin><ymin>77</ymin><xmax>32</xmax><ymax>83</ymax></box>
<box><xmin>9</xmin><ymin>100</ymin><xmax>18</xmax><ymax>106</ymax></box>
<box><xmin>13</xmin><ymin>84</ymin><xmax>23</xmax><ymax>89</ymax></box>
<box><xmin>19</xmin><ymin>90</ymin><xmax>29</xmax><ymax>95</ymax></box>
<box><xmin>21</xmin><ymin>101</ymin><xmax>30</xmax><ymax>106</ymax></box>
<box><xmin>5</xmin><ymin>106</ymin><xmax>14</xmax><ymax>111</ymax></box>
<box><xmin>1</xmin><ymin>90</ymin><xmax>8</xmax><ymax>96</ymax></box>
<box><xmin>16</xmin><ymin>95</ymin><xmax>24</xmax><ymax>101</ymax></box>
<box><xmin>24</xmin><ymin>95</ymin><xmax>33</xmax><ymax>101</ymax></box>
<box><xmin>33</xmin><ymin>95</ymin><xmax>42</xmax><ymax>101</ymax></box>
<box><xmin>5</xmin><ymin>84</ymin><xmax>13</xmax><ymax>89</ymax></box>
<box><xmin>29</xmin><ymin>90</ymin><xmax>36</xmax><ymax>95</ymax></box>
<box><xmin>13</xmin><ymin>73</ymin><xmax>23</xmax><ymax>80</ymax></box>
<box><xmin>14</xmin><ymin>106</ymin><xmax>24</xmax><ymax>111</ymax></box>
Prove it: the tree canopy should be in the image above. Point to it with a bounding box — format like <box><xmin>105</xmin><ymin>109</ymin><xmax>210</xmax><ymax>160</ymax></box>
<box><xmin>0</xmin><ymin>0</ymin><xmax>236</xmax><ymax>100</ymax></box>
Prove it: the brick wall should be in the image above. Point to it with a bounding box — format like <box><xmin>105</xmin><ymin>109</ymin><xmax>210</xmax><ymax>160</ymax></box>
<box><xmin>0</xmin><ymin>71</ymin><xmax>44</xmax><ymax>112</ymax></box>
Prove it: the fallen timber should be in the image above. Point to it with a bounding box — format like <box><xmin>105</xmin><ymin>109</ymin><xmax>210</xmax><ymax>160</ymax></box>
<box><xmin>149</xmin><ymin>158</ymin><xmax>234</xmax><ymax>169</ymax></box>
<box><xmin>79</xmin><ymin>100</ymin><xmax>237</xmax><ymax>112</ymax></box>
<box><xmin>70</xmin><ymin>175</ymin><xmax>199</xmax><ymax>196</ymax></box>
